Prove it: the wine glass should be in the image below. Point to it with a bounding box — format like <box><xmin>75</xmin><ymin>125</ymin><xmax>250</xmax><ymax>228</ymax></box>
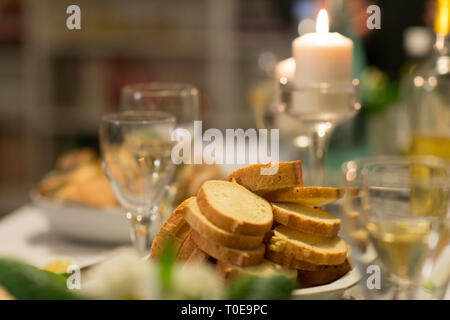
<box><xmin>100</xmin><ymin>111</ymin><xmax>176</xmax><ymax>256</ymax></box>
<box><xmin>341</xmin><ymin>156</ymin><xmax>449</xmax><ymax>299</ymax></box>
<box><xmin>121</xmin><ymin>82</ymin><xmax>199</xmax><ymax>133</ymax></box>
<box><xmin>276</xmin><ymin>78</ymin><xmax>361</xmax><ymax>186</ymax></box>
<box><xmin>121</xmin><ymin>82</ymin><xmax>200</xmax><ymax>220</ymax></box>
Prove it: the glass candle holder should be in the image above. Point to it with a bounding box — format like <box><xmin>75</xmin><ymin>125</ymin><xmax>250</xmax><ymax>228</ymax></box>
<box><xmin>276</xmin><ymin>78</ymin><xmax>361</xmax><ymax>186</ymax></box>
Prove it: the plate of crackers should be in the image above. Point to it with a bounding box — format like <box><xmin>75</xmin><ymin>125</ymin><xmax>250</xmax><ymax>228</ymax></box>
<box><xmin>150</xmin><ymin>160</ymin><xmax>360</xmax><ymax>299</ymax></box>
<box><xmin>31</xmin><ymin>148</ymin><xmax>131</xmax><ymax>244</ymax></box>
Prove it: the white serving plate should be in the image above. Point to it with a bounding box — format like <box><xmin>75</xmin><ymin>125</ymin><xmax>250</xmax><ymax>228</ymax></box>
<box><xmin>292</xmin><ymin>268</ymin><xmax>361</xmax><ymax>300</ymax></box>
<box><xmin>30</xmin><ymin>191</ymin><xmax>131</xmax><ymax>244</ymax></box>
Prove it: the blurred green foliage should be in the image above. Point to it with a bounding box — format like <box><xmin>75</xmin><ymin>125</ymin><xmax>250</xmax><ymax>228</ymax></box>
<box><xmin>361</xmin><ymin>67</ymin><xmax>399</xmax><ymax>114</ymax></box>
<box><xmin>0</xmin><ymin>258</ymin><xmax>81</xmax><ymax>300</ymax></box>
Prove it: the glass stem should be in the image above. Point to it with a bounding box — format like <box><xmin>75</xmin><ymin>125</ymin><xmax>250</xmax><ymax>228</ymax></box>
<box><xmin>308</xmin><ymin>123</ymin><xmax>334</xmax><ymax>186</ymax></box>
<box><xmin>127</xmin><ymin>206</ymin><xmax>157</xmax><ymax>257</ymax></box>
<box><xmin>391</xmin><ymin>276</ymin><xmax>415</xmax><ymax>300</ymax></box>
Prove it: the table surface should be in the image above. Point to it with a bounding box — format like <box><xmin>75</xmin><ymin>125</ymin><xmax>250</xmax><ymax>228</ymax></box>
<box><xmin>0</xmin><ymin>205</ymin><xmax>448</xmax><ymax>300</ymax></box>
<box><xmin>0</xmin><ymin>205</ymin><xmax>131</xmax><ymax>268</ymax></box>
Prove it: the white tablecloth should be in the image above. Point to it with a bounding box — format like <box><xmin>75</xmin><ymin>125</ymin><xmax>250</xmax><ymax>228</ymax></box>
<box><xmin>0</xmin><ymin>205</ymin><xmax>448</xmax><ymax>299</ymax></box>
<box><xmin>0</xmin><ymin>205</ymin><xmax>130</xmax><ymax>268</ymax></box>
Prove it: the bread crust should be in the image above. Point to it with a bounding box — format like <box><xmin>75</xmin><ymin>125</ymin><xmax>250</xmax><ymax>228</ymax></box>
<box><xmin>265</xmin><ymin>249</ymin><xmax>320</xmax><ymax>271</ymax></box>
<box><xmin>269</xmin><ymin>227</ymin><xmax>347</xmax><ymax>265</ymax></box>
<box><xmin>297</xmin><ymin>259</ymin><xmax>351</xmax><ymax>288</ymax></box>
<box><xmin>149</xmin><ymin>198</ymin><xmax>192</xmax><ymax>258</ymax></box>
<box><xmin>264</xmin><ymin>187</ymin><xmax>343</xmax><ymax>206</ymax></box>
<box><xmin>271</xmin><ymin>203</ymin><xmax>340</xmax><ymax>237</ymax></box>
<box><xmin>226</xmin><ymin>161</ymin><xmax>303</xmax><ymax>194</ymax></box>
<box><xmin>191</xmin><ymin>230</ymin><xmax>265</xmax><ymax>267</ymax></box>
<box><xmin>181</xmin><ymin>197</ymin><xmax>264</xmax><ymax>250</ymax></box>
<box><xmin>197</xmin><ymin>180</ymin><xmax>272</xmax><ymax>236</ymax></box>
<box><xmin>177</xmin><ymin>232</ymin><xmax>209</xmax><ymax>263</ymax></box>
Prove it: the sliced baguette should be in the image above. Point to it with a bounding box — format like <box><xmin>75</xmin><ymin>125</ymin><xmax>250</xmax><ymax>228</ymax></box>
<box><xmin>181</xmin><ymin>197</ymin><xmax>264</xmax><ymax>250</ymax></box>
<box><xmin>226</xmin><ymin>161</ymin><xmax>303</xmax><ymax>194</ymax></box>
<box><xmin>271</xmin><ymin>203</ymin><xmax>340</xmax><ymax>237</ymax></box>
<box><xmin>297</xmin><ymin>259</ymin><xmax>351</xmax><ymax>288</ymax></box>
<box><xmin>216</xmin><ymin>260</ymin><xmax>297</xmax><ymax>283</ymax></box>
<box><xmin>177</xmin><ymin>232</ymin><xmax>209</xmax><ymax>263</ymax></box>
<box><xmin>197</xmin><ymin>180</ymin><xmax>273</xmax><ymax>235</ymax></box>
<box><xmin>269</xmin><ymin>225</ymin><xmax>347</xmax><ymax>265</ymax></box>
<box><xmin>150</xmin><ymin>201</ymin><xmax>192</xmax><ymax>258</ymax></box>
<box><xmin>265</xmin><ymin>249</ymin><xmax>320</xmax><ymax>271</ymax></box>
<box><xmin>264</xmin><ymin>187</ymin><xmax>343</xmax><ymax>207</ymax></box>
<box><xmin>190</xmin><ymin>230</ymin><xmax>265</xmax><ymax>267</ymax></box>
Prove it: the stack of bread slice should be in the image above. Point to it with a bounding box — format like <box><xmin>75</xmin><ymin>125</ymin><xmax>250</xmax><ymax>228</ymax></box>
<box><xmin>261</xmin><ymin>183</ymin><xmax>351</xmax><ymax>287</ymax></box>
<box><xmin>150</xmin><ymin>179</ymin><xmax>273</xmax><ymax>269</ymax></box>
<box><xmin>150</xmin><ymin>160</ymin><xmax>352</xmax><ymax>288</ymax></box>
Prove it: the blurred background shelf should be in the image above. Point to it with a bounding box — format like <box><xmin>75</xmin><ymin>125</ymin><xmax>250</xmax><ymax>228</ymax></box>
<box><xmin>0</xmin><ymin>0</ymin><xmax>295</xmax><ymax>214</ymax></box>
<box><xmin>0</xmin><ymin>0</ymin><xmax>443</xmax><ymax>215</ymax></box>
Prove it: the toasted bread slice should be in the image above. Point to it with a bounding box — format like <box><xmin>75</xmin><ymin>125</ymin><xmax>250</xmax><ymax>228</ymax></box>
<box><xmin>181</xmin><ymin>197</ymin><xmax>264</xmax><ymax>250</ymax></box>
<box><xmin>150</xmin><ymin>201</ymin><xmax>192</xmax><ymax>258</ymax></box>
<box><xmin>197</xmin><ymin>180</ymin><xmax>273</xmax><ymax>235</ymax></box>
<box><xmin>216</xmin><ymin>260</ymin><xmax>297</xmax><ymax>283</ymax></box>
<box><xmin>190</xmin><ymin>230</ymin><xmax>265</xmax><ymax>267</ymax></box>
<box><xmin>264</xmin><ymin>187</ymin><xmax>344</xmax><ymax>207</ymax></box>
<box><xmin>175</xmin><ymin>164</ymin><xmax>224</xmax><ymax>205</ymax></box>
<box><xmin>269</xmin><ymin>225</ymin><xmax>347</xmax><ymax>265</ymax></box>
<box><xmin>57</xmin><ymin>175</ymin><xmax>118</xmax><ymax>208</ymax></box>
<box><xmin>271</xmin><ymin>203</ymin><xmax>340</xmax><ymax>237</ymax></box>
<box><xmin>226</xmin><ymin>161</ymin><xmax>303</xmax><ymax>194</ymax></box>
<box><xmin>177</xmin><ymin>232</ymin><xmax>209</xmax><ymax>263</ymax></box>
<box><xmin>297</xmin><ymin>259</ymin><xmax>351</xmax><ymax>288</ymax></box>
<box><xmin>265</xmin><ymin>249</ymin><xmax>320</xmax><ymax>271</ymax></box>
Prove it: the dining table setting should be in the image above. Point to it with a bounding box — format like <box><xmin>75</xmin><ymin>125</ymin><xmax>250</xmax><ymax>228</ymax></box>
<box><xmin>0</xmin><ymin>1</ymin><xmax>449</xmax><ymax>303</ymax></box>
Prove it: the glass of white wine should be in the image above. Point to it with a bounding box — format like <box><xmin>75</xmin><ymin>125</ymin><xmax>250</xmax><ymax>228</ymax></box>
<box><xmin>100</xmin><ymin>111</ymin><xmax>176</xmax><ymax>256</ymax></box>
<box><xmin>341</xmin><ymin>156</ymin><xmax>449</xmax><ymax>299</ymax></box>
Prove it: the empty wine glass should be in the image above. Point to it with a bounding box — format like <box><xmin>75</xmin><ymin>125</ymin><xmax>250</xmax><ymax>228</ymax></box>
<box><xmin>121</xmin><ymin>82</ymin><xmax>199</xmax><ymax>133</ymax></box>
<box><xmin>100</xmin><ymin>111</ymin><xmax>176</xmax><ymax>256</ymax></box>
<box><xmin>121</xmin><ymin>82</ymin><xmax>200</xmax><ymax>208</ymax></box>
<box><xmin>341</xmin><ymin>156</ymin><xmax>449</xmax><ymax>299</ymax></box>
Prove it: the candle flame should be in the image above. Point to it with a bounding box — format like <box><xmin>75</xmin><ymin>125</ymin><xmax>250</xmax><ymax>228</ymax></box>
<box><xmin>316</xmin><ymin>9</ymin><xmax>329</xmax><ymax>34</ymax></box>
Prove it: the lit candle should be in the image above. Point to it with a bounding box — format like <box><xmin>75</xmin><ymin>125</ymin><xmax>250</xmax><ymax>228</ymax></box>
<box><xmin>293</xmin><ymin>9</ymin><xmax>353</xmax><ymax>84</ymax></box>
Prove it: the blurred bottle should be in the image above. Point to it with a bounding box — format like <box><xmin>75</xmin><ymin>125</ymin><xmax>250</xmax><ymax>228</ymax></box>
<box><xmin>392</xmin><ymin>26</ymin><xmax>434</xmax><ymax>154</ymax></box>
<box><xmin>408</xmin><ymin>0</ymin><xmax>450</xmax><ymax>159</ymax></box>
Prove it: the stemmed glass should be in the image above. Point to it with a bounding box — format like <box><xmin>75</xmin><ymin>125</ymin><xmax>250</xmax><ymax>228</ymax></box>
<box><xmin>100</xmin><ymin>111</ymin><xmax>176</xmax><ymax>256</ymax></box>
<box><xmin>121</xmin><ymin>82</ymin><xmax>200</xmax><ymax>206</ymax></box>
<box><xmin>121</xmin><ymin>82</ymin><xmax>199</xmax><ymax>133</ymax></box>
<box><xmin>276</xmin><ymin>78</ymin><xmax>361</xmax><ymax>186</ymax></box>
<box><xmin>341</xmin><ymin>156</ymin><xmax>449</xmax><ymax>299</ymax></box>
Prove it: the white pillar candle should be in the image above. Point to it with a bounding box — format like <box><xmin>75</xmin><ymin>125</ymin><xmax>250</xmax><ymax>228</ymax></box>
<box><xmin>293</xmin><ymin>9</ymin><xmax>353</xmax><ymax>85</ymax></box>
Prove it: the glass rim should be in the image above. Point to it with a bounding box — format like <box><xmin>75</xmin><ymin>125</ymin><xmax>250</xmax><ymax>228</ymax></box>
<box><xmin>101</xmin><ymin>110</ymin><xmax>176</xmax><ymax>125</ymax></box>
<box><xmin>342</xmin><ymin>155</ymin><xmax>450</xmax><ymax>185</ymax></box>
<box><xmin>121</xmin><ymin>82</ymin><xmax>199</xmax><ymax>98</ymax></box>
<box><xmin>278</xmin><ymin>78</ymin><xmax>360</xmax><ymax>93</ymax></box>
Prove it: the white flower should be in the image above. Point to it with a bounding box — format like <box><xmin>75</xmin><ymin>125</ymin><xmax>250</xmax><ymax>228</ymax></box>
<box><xmin>167</xmin><ymin>262</ymin><xmax>224</xmax><ymax>300</ymax></box>
<box><xmin>82</xmin><ymin>248</ymin><xmax>161</xmax><ymax>300</ymax></box>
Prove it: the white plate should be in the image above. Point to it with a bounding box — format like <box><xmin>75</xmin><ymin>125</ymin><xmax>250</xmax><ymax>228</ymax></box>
<box><xmin>30</xmin><ymin>191</ymin><xmax>131</xmax><ymax>244</ymax></box>
<box><xmin>292</xmin><ymin>268</ymin><xmax>361</xmax><ymax>300</ymax></box>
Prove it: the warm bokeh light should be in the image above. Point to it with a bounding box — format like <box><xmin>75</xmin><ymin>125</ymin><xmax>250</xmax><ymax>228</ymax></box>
<box><xmin>316</xmin><ymin>9</ymin><xmax>329</xmax><ymax>34</ymax></box>
<box><xmin>435</xmin><ymin>0</ymin><xmax>450</xmax><ymax>34</ymax></box>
